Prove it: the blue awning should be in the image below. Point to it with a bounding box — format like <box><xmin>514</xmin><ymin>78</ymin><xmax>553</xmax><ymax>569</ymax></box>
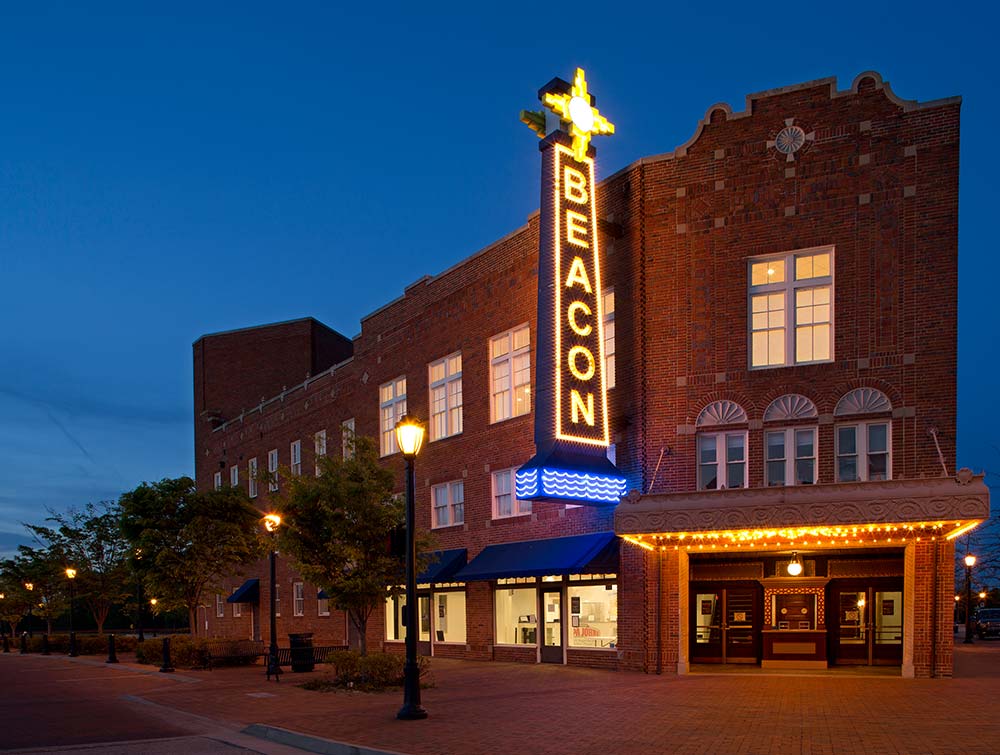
<box><xmin>454</xmin><ymin>533</ymin><xmax>618</xmax><ymax>582</ymax></box>
<box><xmin>418</xmin><ymin>548</ymin><xmax>467</xmax><ymax>583</ymax></box>
<box><xmin>317</xmin><ymin>589</ymin><xmax>329</xmax><ymax>600</ymax></box>
<box><xmin>227</xmin><ymin>578</ymin><xmax>260</xmax><ymax>603</ymax></box>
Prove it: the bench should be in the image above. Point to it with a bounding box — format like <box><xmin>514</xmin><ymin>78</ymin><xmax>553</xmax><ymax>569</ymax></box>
<box><xmin>204</xmin><ymin>639</ymin><xmax>264</xmax><ymax>669</ymax></box>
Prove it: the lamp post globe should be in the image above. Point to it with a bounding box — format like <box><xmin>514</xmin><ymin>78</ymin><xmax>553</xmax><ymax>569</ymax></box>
<box><xmin>262</xmin><ymin>514</ymin><xmax>282</xmax><ymax>682</ymax></box>
<box><xmin>964</xmin><ymin>553</ymin><xmax>976</xmax><ymax>645</ymax></box>
<box><xmin>394</xmin><ymin>415</ymin><xmax>427</xmax><ymax>721</ymax></box>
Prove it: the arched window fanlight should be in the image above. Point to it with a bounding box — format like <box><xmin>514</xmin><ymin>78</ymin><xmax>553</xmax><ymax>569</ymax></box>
<box><xmin>696</xmin><ymin>400</ymin><xmax>748</xmax><ymax>427</ymax></box>
<box><xmin>834</xmin><ymin>387</ymin><xmax>892</xmax><ymax>416</ymax></box>
<box><xmin>763</xmin><ymin>394</ymin><xmax>818</xmax><ymax>422</ymax></box>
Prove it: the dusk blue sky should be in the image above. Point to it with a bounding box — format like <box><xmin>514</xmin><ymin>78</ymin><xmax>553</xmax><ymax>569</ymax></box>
<box><xmin>1</xmin><ymin>2</ymin><xmax>997</xmax><ymax>557</ymax></box>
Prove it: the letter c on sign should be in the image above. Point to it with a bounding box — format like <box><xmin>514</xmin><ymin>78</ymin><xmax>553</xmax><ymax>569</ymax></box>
<box><xmin>568</xmin><ymin>346</ymin><xmax>596</xmax><ymax>381</ymax></box>
<box><xmin>567</xmin><ymin>301</ymin><xmax>592</xmax><ymax>336</ymax></box>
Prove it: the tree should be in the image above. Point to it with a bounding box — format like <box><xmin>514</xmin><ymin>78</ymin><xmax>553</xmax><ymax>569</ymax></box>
<box><xmin>276</xmin><ymin>435</ymin><xmax>428</xmax><ymax>655</ymax></box>
<box><xmin>24</xmin><ymin>501</ymin><xmax>130</xmax><ymax>634</ymax></box>
<box><xmin>10</xmin><ymin>547</ymin><xmax>68</xmax><ymax>635</ymax></box>
<box><xmin>120</xmin><ymin>477</ymin><xmax>265</xmax><ymax>636</ymax></box>
<box><xmin>0</xmin><ymin>565</ymin><xmax>35</xmax><ymax>637</ymax></box>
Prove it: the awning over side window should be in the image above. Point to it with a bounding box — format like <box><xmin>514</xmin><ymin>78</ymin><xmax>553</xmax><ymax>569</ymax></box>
<box><xmin>418</xmin><ymin>548</ymin><xmax>468</xmax><ymax>583</ymax></box>
<box><xmin>227</xmin><ymin>578</ymin><xmax>260</xmax><ymax>603</ymax></box>
<box><xmin>454</xmin><ymin>533</ymin><xmax>618</xmax><ymax>581</ymax></box>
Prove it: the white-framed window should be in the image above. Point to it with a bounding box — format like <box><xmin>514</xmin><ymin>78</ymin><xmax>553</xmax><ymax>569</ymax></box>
<box><xmin>314</xmin><ymin>430</ymin><xmax>327</xmax><ymax>476</ymax></box>
<box><xmin>765</xmin><ymin>428</ymin><xmax>817</xmax><ymax>486</ymax></box>
<box><xmin>697</xmin><ymin>432</ymin><xmax>747</xmax><ymax>490</ymax></box>
<box><xmin>230</xmin><ymin>464</ymin><xmax>239</xmax><ymax>487</ymax></box>
<box><xmin>290</xmin><ymin>440</ymin><xmax>301</xmax><ymax>476</ymax></box>
<box><xmin>248</xmin><ymin>458</ymin><xmax>258</xmax><ymax>498</ymax></box>
<box><xmin>429</xmin><ymin>353</ymin><xmax>463</xmax><ymax>441</ymax></box>
<box><xmin>379</xmin><ymin>377</ymin><xmax>407</xmax><ymax>456</ymax></box>
<box><xmin>434</xmin><ymin>591</ymin><xmax>467</xmax><ymax>644</ymax></box>
<box><xmin>490</xmin><ymin>325</ymin><xmax>531</xmax><ymax>423</ymax></box>
<box><xmin>293</xmin><ymin>582</ymin><xmax>304</xmax><ymax>617</ymax></box>
<box><xmin>342</xmin><ymin>418</ymin><xmax>355</xmax><ymax>460</ymax></box>
<box><xmin>274</xmin><ymin>584</ymin><xmax>280</xmax><ymax>617</ymax></box>
<box><xmin>568</xmin><ymin>582</ymin><xmax>617</xmax><ymax>648</ymax></box>
<box><xmin>267</xmin><ymin>449</ymin><xmax>279</xmax><ymax>491</ymax></box>
<box><xmin>385</xmin><ymin>592</ymin><xmax>406</xmax><ymax>641</ymax></box>
<box><xmin>213</xmin><ymin>471</ymin><xmax>222</xmax><ymax>491</ymax></box>
<box><xmin>232</xmin><ymin>587</ymin><xmax>242</xmax><ymax>618</ymax></box>
<box><xmin>495</xmin><ymin>587</ymin><xmax>537</xmax><ymax>645</ymax></box>
<box><xmin>432</xmin><ymin>480</ymin><xmax>464</xmax><ymax>528</ymax></box>
<box><xmin>749</xmin><ymin>247</ymin><xmax>833</xmax><ymax>368</ymax></box>
<box><xmin>603</xmin><ymin>289</ymin><xmax>616</xmax><ymax>390</ymax></box>
<box><xmin>215</xmin><ymin>593</ymin><xmax>224</xmax><ymax>618</ymax></box>
<box><xmin>836</xmin><ymin>422</ymin><xmax>891</xmax><ymax>482</ymax></box>
<box><xmin>318</xmin><ymin>592</ymin><xmax>330</xmax><ymax>617</ymax></box>
<box><xmin>492</xmin><ymin>468</ymin><xmax>532</xmax><ymax>519</ymax></box>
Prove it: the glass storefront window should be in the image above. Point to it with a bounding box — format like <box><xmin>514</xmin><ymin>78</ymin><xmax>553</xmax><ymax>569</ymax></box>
<box><xmin>434</xmin><ymin>591</ymin><xmax>467</xmax><ymax>643</ymax></box>
<box><xmin>568</xmin><ymin>584</ymin><xmax>617</xmax><ymax>648</ymax></box>
<box><xmin>495</xmin><ymin>587</ymin><xmax>537</xmax><ymax>645</ymax></box>
<box><xmin>385</xmin><ymin>592</ymin><xmax>431</xmax><ymax>641</ymax></box>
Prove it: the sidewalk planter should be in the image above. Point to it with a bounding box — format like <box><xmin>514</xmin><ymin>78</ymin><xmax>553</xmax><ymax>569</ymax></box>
<box><xmin>288</xmin><ymin>632</ymin><xmax>314</xmax><ymax>672</ymax></box>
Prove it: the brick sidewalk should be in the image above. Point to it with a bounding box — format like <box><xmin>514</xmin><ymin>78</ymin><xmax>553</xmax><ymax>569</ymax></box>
<box><xmin>99</xmin><ymin>641</ymin><xmax>1000</xmax><ymax>755</ymax></box>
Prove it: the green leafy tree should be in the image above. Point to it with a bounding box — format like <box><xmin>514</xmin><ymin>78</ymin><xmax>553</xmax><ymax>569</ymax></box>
<box><xmin>276</xmin><ymin>435</ymin><xmax>428</xmax><ymax>655</ymax></box>
<box><xmin>120</xmin><ymin>477</ymin><xmax>265</xmax><ymax>636</ymax></box>
<box><xmin>10</xmin><ymin>546</ymin><xmax>68</xmax><ymax>635</ymax></box>
<box><xmin>24</xmin><ymin>502</ymin><xmax>130</xmax><ymax>634</ymax></box>
<box><xmin>0</xmin><ymin>565</ymin><xmax>35</xmax><ymax>637</ymax></box>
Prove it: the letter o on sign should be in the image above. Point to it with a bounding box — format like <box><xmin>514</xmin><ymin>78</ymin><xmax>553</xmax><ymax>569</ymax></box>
<box><xmin>568</xmin><ymin>345</ymin><xmax>595</xmax><ymax>381</ymax></box>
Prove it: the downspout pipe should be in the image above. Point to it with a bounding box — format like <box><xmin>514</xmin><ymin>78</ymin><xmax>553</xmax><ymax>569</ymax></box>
<box><xmin>930</xmin><ymin>540</ymin><xmax>938</xmax><ymax>678</ymax></box>
<box><xmin>656</xmin><ymin>547</ymin><xmax>663</xmax><ymax>675</ymax></box>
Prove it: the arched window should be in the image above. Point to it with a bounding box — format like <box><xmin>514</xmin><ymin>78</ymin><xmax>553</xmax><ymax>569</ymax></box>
<box><xmin>834</xmin><ymin>388</ymin><xmax>892</xmax><ymax>482</ymax></box>
<box><xmin>763</xmin><ymin>394</ymin><xmax>817</xmax><ymax>422</ymax></box>
<box><xmin>834</xmin><ymin>387</ymin><xmax>892</xmax><ymax>416</ymax></box>
<box><xmin>696</xmin><ymin>400</ymin><xmax>748</xmax><ymax>427</ymax></box>
<box><xmin>762</xmin><ymin>395</ymin><xmax>818</xmax><ymax>486</ymax></box>
<box><xmin>695</xmin><ymin>400</ymin><xmax>747</xmax><ymax>491</ymax></box>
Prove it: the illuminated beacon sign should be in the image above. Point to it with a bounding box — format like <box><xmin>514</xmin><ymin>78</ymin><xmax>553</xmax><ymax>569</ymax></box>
<box><xmin>515</xmin><ymin>68</ymin><xmax>627</xmax><ymax>506</ymax></box>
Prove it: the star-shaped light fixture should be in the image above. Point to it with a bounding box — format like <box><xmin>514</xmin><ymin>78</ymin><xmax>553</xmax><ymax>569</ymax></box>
<box><xmin>542</xmin><ymin>68</ymin><xmax>615</xmax><ymax>161</ymax></box>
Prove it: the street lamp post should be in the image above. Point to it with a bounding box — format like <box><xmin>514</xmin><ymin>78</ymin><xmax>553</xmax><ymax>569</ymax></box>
<box><xmin>65</xmin><ymin>568</ymin><xmax>77</xmax><ymax>657</ymax></box>
<box><xmin>23</xmin><ymin>582</ymin><xmax>34</xmax><ymax>639</ymax></box>
<box><xmin>262</xmin><ymin>514</ymin><xmax>282</xmax><ymax>682</ymax></box>
<box><xmin>134</xmin><ymin>549</ymin><xmax>145</xmax><ymax>643</ymax></box>
<box><xmin>395</xmin><ymin>415</ymin><xmax>427</xmax><ymax>721</ymax></box>
<box><xmin>964</xmin><ymin>554</ymin><xmax>976</xmax><ymax>644</ymax></box>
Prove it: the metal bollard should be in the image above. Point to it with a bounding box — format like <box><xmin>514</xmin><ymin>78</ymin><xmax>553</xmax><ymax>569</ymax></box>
<box><xmin>42</xmin><ymin>634</ymin><xmax>50</xmax><ymax>655</ymax></box>
<box><xmin>2</xmin><ymin>635</ymin><xmax>9</xmax><ymax>653</ymax></box>
<box><xmin>158</xmin><ymin>636</ymin><xmax>174</xmax><ymax>673</ymax></box>
<box><xmin>106</xmin><ymin>633</ymin><xmax>119</xmax><ymax>664</ymax></box>
<box><xmin>19</xmin><ymin>632</ymin><xmax>28</xmax><ymax>654</ymax></box>
<box><xmin>68</xmin><ymin>631</ymin><xmax>78</xmax><ymax>658</ymax></box>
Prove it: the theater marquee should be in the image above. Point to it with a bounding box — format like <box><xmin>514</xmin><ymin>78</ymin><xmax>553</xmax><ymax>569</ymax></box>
<box><xmin>515</xmin><ymin>68</ymin><xmax>627</xmax><ymax>506</ymax></box>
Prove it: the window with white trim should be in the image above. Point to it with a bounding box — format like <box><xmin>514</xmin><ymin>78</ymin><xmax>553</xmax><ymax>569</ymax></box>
<box><xmin>215</xmin><ymin>593</ymin><xmax>224</xmax><ymax>618</ymax></box>
<box><xmin>765</xmin><ymin>428</ymin><xmax>817</xmax><ymax>486</ymax></box>
<box><xmin>836</xmin><ymin>422</ymin><xmax>891</xmax><ymax>482</ymax></box>
<box><xmin>342</xmin><ymin>418</ymin><xmax>355</xmax><ymax>459</ymax></box>
<box><xmin>230</xmin><ymin>464</ymin><xmax>239</xmax><ymax>487</ymax></box>
<box><xmin>267</xmin><ymin>449</ymin><xmax>279</xmax><ymax>491</ymax></box>
<box><xmin>314</xmin><ymin>430</ymin><xmax>327</xmax><ymax>476</ymax></box>
<box><xmin>492</xmin><ymin>468</ymin><xmax>532</xmax><ymax>518</ymax></box>
<box><xmin>603</xmin><ymin>289</ymin><xmax>615</xmax><ymax>390</ymax></box>
<box><xmin>231</xmin><ymin>587</ymin><xmax>242</xmax><ymax>618</ymax></box>
<box><xmin>434</xmin><ymin>591</ymin><xmax>467</xmax><ymax>643</ymax></box>
<box><xmin>293</xmin><ymin>582</ymin><xmax>304</xmax><ymax>617</ymax></box>
<box><xmin>490</xmin><ymin>325</ymin><xmax>531</xmax><ymax>422</ymax></box>
<box><xmin>749</xmin><ymin>248</ymin><xmax>833</xmax><ymax>368</ymax></box>
<box><xmin>432</xmin><ymin>480</ymin><xmax>464</xmax><ymax>528</ymax></box>
<box><xmin>697</xmin><ymin>432</ymin><xmax>747</xmax><ymax>490</ymax></box>
<box><xmin>379</xmin><ymin>377</ymin><xmax>407</xmax><ymax>456</ymax></box>
<box><xmin>248</xmin><ymin>458</ymin><xmax>258</xmax><ymax>498</ymax></box>
<box><xmin>290</xmin><ymin>440</ymin><xmax>301</xmax><ymax>476</ymax></box>
<box><xmin>318</xmin><ymin>593</ymin><xmax>330</xmax><ymax>617</ymax></box>
<box><xmin>429</xmin><ymin>353</ymin><xmax>463</xmax><ymax>441</ymax></box>
<box><xmin>213</xmin><ymin>471</ymin><xmax>222</xmax><ymax>491</ymax></box>
<box><xmin>495</xmin><ymin>587</ymin><xmax>537</xmax><ymax>645</ymax></box>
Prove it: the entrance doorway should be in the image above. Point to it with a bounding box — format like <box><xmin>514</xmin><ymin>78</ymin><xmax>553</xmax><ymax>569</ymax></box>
<box><xmin>541</xmin><ymin>589</ymin><xmax>563</xmax><ymax>663</ymax></box>
<box><xmin>690</xmin><ymin>583</ymin><xmax>761</xmax><ymax>664</ymax></box>
<box><xmin>828</xmin><ymin>579</ymin><xmax>903</xmax><ymax>666</ymax></box>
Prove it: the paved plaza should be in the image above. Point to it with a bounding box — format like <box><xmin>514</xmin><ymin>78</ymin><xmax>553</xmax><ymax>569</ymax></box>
<box><xmin>2</xmin><ymin>640</ymin><xmax>999</xmax><ymax>755</ymax></box>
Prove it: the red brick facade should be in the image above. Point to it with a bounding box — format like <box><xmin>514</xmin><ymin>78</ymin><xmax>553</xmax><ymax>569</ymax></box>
<box><xmin>193</xmin><ymin>72</ymin><xmax>983</xmax><ymax>677</ymax></box>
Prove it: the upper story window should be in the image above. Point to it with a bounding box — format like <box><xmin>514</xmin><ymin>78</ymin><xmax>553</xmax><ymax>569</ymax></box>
<box><xmin>696</xmin><ymin>400</ymin><xmax>748</xmax><ymax>491</ymax></box>
<box><xmin>432</xmin><ymin>480</ymin><xmax>465</xmax><ymax>528</ymax></box>
<box><xmin>267</xmin><ymin>449</ymin><xmax>279</xmax><ymax>491</ymax></box>
<box><xmin>429</xmin><ymin>353</ymin><xmax>463</xmax><ymax>441</ymax></box>
<box><xmin>766</xmin><ymin>428</ymin><xmax>817</xmax><ymax>486</ymax></box>
<box><xmin>749</xmin><ymin>247</ymin><xmax>833</xmax><ymax>368</ymax></box>
<box><xmin>213</xmin><ymin>471</ymin><xmax>222</xmax><ymax>491</ymax></box>
<box><xmin>342</xmin><ymin>418</ymin><xmax>355</xmax><ymax>459</ymax></box>
<box><xmin>232</xmin><ymin>587</ymin><xmax>242</xmax><ymax>618</ymax></box>
<box><xmin>379</xmin><ymin>377</ymin><xmax>407</xmax><ymax>456</ymax></box>
<box><xmin>248</xmin><ymin>457</ymin><xmax>258</xmax><ymax>498</ymax></box>
<box><xmin>230</xmin><ymin>465</ymin><xmax>239</xmax><ymax>487</ymax></box>
<box><xmin>293</xmin><ymin>582</ymin><xmax>304</xmax><ymax>617</ymax></box>
<box><xmin>314</xmin><ymin>430</ymin><xmax>327</xmax><ymax>476</ymax></box>
<box><xmin>215</xmin><ymin>593</ymin><xmax>224</xmax><ymax>618</ymax></box>
<box><xmin>603</xmin><ymin>289</ymin><xmax>616</xmax><ymax>389</ymax></box>
<box><xmin>492</xmin><ymin>468</ymin><xmax>532</xmax><ymax>519</ymax></box>
<box><xmin>290</xmin><ymin>440</ymin><xmax>301</xmax><ymax>476</ymax></box>
<box><xmin>490</xmin><ymin>325</ymin><xmax>531</xmax><ymax>423</ymax></box>
<box><xmin>834</xmin><ymin>388</ymin><xmax>893</xmax><ymax>482</ymax></box>
<box><xmin>318</xmin><ymin>591</ymin><xmax>330</xmax><ymax>617</ymax></box>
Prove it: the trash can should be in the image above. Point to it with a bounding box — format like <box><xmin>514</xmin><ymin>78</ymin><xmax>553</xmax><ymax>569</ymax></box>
<box><xmin>288</xmin><ymin>632</ymin><xmax>315</xmax><ymax>672</ymax></box>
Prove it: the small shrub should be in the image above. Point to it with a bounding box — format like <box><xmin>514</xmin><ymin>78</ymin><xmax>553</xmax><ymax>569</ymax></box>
<box><xmin>314</xmin><ymin>650</ymin><xmax>429</xmax><ymax>692</ymax></box>
<box><xmin>134</xmin><ymin>636</ymin><xmax>210</xmax><ymax>668</ymax></box>
<box><xmin>20</xmin><ymin>634</ymin><xmax>137</xmax><ymax>655</ymax></box>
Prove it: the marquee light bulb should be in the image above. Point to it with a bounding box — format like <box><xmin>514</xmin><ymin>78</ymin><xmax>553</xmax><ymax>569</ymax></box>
<box><xmin>568</xmin><ymin>95</ymin><xmax>595</xmax><ymax>132</ymax></box>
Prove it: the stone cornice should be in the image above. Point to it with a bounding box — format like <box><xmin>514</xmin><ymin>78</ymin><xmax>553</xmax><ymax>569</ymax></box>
<box><xmin>615</xmin><ymin>473</ymin><xmax>990</xmax><ymax>535</ymax></box>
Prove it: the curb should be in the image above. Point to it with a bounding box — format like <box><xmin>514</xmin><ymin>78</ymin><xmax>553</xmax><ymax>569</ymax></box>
<box><xmin>243</xmin><ymin>724</ymin><xmax>408</xmax><ymax>755</ymax></box>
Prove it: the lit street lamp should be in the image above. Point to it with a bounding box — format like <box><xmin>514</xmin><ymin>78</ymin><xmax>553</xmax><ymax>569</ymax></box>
<box><xmin>964</xmin><ymin>553</ymin><xmax>976</xmax><ymax>645</ymax></box>
<box><xmin>65</xmin><ymin>568</ymin><xmax>77</xmax><ymax>657</ymax></box>
<box><xmin>395</xmin><ymin>415</ymin><xmax>427</xmax><ymax>720</ymax></box>
<box><xmin>262</xmin><ymin>513</ymin><xmax>282</xmax><ymax>682</ymax></box>
<box><xmin>23</xmin><ymin>582</ymin><xmax>34</xmax><ymax>639</ymax></box>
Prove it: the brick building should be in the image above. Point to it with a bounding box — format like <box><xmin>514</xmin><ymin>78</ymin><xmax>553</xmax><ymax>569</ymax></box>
<box><xmin>193</xmin><ymin>71</ymin><xmax>987</xmax><ymax>677</ymax></box>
